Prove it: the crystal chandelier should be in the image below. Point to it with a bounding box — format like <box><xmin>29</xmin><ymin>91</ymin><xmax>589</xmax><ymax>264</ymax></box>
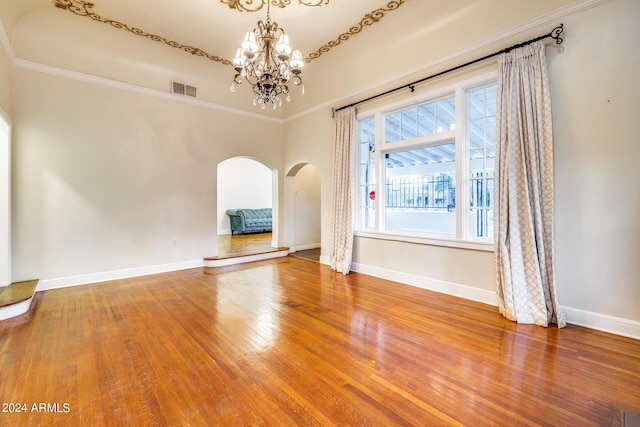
<box><xmin>230</xmin><ymin>2</ymin><xmax>304</xmax><ymax>109</ymax></box>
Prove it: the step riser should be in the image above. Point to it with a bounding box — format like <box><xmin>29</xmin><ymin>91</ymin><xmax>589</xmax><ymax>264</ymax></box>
<box><xmin>0</xmin><ymin>280</ymin><xmax>39</xmax><ymax>321</ymax></box>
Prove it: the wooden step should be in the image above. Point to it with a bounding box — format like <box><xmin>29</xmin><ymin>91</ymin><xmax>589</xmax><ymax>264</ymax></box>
<box><xmin>0</xmin><ymin>280</ymin><xmax>39</xmax><ymax>321</ymax></box>
<box><xmin>204</xmin><ymin>247</ymin><xmax>290</xmax><ymax>267</ymax></box>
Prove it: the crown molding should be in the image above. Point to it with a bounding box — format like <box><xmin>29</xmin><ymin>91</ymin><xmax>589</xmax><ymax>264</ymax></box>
<box><xmin>0</xmin><ymin>21</ymin><xmax>15</xmax><ymax>63</ymax></box>
<box><xmin>13</xmin><ymin>58</ymin><xmax>284</xmax><ymax>124</ymax></box>
<box><xmin>286</xmin><ymin>0</ymin><xmax>609</xmax><ymax>122</ymax></box>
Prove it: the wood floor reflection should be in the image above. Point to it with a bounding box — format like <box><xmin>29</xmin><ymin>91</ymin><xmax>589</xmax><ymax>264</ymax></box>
<box><xmin>1</xmin><ymin>258</ymin><xmax>638</xmax><ymax>426</ymax></box>
<box><xmin>217</xmin><ymin>232</ymin><xmax>275</xmax><ymax>257</ymax></box>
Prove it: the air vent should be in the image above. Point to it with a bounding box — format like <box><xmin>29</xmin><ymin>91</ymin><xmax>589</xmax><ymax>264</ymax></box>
<box><xmin>172</xmin><ymin>81</ymin><xmax>197</xmax><ymax>98</ymax></box>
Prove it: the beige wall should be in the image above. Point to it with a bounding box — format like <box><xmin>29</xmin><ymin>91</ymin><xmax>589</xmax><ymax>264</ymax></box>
<box><xmin>11</xmin><ymin>69</ymin><xmax>283</xmax><ymax>281</ymax></box>
<box><xmin>284</xmin><ymin>109</ymin><xmax>333</xmax><ymax>257</ymax></box>
<box><xmin>0</xmin><ymin>42</ymin><xmax>10</xmax><ymax>286</ymax></box>
<box><xmin>550</xmin><ymin>0</ymin><xmax>640</xmax><ymax>322</ymax></box>
<box><xmin>292</xmin><ymin>164</ymin><xmax>321</xmax><ymax>250</ymax></box>
<box><xmin>0</xmin><ymin>38</ymin><xmax>10</xmax><ymax>115</ymax></box>
<box><xmin>285</xmin><ymin>0</ymin><xmax>640</xmax><ymax>325</ymax></box>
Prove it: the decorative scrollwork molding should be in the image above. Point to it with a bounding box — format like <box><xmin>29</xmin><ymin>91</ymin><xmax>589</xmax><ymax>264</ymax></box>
<box><xmin>53</xmin><ymin>0</ymin><xmax>407</xmax><ymax>70</ymax></box>
<box><xmin>220</xmin><ymin>0</ymin><xmax>330</xmax><ymax>13</ymax></box>
<box><xmin>306</xmin><ymin>0</ymin><xmax>406</xmax><ymax>63</ymax></box>
<box><xmin>53</xmin><ymin>0</ymin><xmax>232</xmax><ymax>66</ymax></box>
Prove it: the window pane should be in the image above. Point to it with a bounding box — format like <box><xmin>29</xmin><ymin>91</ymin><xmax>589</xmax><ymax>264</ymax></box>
<box><xmin>468</xmin><ymin>89</ymin><xmax>485</xmax><ymax>121</ymax></box>
<box><xmin>469</xmin><ymin>118</ymin><xmax>485</xmax><ymax>149</ymax></box>
<box><xmin>385</xmin><ymin>144</ymin><xmax>456</xmax><ymax>235</ymax></box>
<box><xmin>358</xmin><ymin>117</ymin><xmax>376</xmax><ymax>229</ymax></box>
<box><xmin>401</xmin><ymin>108</ymin><xmax>417</xmax><ymax>140</ymax></box>
<box><xmin>385</xmin><ymin>96</ymin><xmax>455</xmax><ymax>143</ymax></box>
<box><xmin>469</xmin><ymin>208</ymin><xmax>494</xmax><ymax>239</ymax></box>
<box><xmin>467</xmin><ymin>85</ymin><xmax>496</xmax><ymax>239</ymax></box>
<box><xmin>385</xmin><ymin>113</ymin><xmax>400</xmax><ymax>143</ymax></box>
<box><xmin>436</xmin><ymin>97</ymin><xmax>456</xmax><ymax>133</ymax></box>
<box><xmin>485</xmin><ymin>85</ymin><xmax>497</xmax><ymax>116</ymax></box>
<box><xmin>360</xmin><ymin>121</ymin><xmax>370</xmax><ymax>142</ymax></box>
<box><xmin>417</xmin><ymin>103</ymin><xmax>435</xmax><ymax>136</ymax></box>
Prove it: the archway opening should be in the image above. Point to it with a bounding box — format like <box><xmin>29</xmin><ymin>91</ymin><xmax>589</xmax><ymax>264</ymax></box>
<box><xmin>287</xmin><ymin>163</ymin><xmax>321</xmax><ymax>262</ymax></box>
<box><xmin>216</xmin><ymin>157</ymin><xmax>276</xmax><ymax>258</ymax></box>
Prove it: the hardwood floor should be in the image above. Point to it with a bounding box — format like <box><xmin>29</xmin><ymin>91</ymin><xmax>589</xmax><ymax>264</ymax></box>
<box><xmin>217</xmin><ymin>232</ymin><xmax>276</xmax><ymax>257</ymax></box>
<box><xmin>290</xmin><ymin>248</ymin><xmax>321</xmax><ymax>262</ymax></box>
<box><xmin>0</xmin><ymin>257</ymin><xmax>639</xmax><ymax>426</ymax></box>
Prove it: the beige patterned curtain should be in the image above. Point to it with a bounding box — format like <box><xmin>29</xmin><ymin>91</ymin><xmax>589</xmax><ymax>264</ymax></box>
<box><xmin>330</xmin><ymin>107</ymin><xmax>356</xmax><ymax>274</ymax></box>
<box><xmin>495</xmin><ymin>41</ymin><xmax>566</xmax><ymax>327</ymax></box>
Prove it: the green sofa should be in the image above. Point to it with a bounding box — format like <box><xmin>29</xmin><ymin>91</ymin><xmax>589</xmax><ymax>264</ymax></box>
<box><xmin>226</xmin><ymin>208</ymin><xmax>272</xmax><ymax>235</ymax></box>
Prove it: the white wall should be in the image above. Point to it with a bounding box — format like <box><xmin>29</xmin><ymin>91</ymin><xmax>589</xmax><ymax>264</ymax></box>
<box><xmin>217</xmin><ymin>157</ymin><xmax>272</xmax><ymax>234</ymax></box>
<box><xmin>292</xmin><ymin>164</ymin><xmax>321</xmax><ymax>250</ymax></box>
<box><xmin>10</xmin><ymin>68</ymin><xmax>284</xmax><ymax>282</ymax></box>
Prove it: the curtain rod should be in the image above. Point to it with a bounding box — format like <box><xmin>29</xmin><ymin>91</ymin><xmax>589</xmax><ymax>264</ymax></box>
<box><xmin>332</xmin><ymin>24</ymin><xmax>564</xmax><ymax>116</ymax></box>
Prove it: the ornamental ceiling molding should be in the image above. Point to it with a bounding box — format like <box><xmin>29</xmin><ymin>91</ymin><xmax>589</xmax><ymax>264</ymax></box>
<box><xmin>53</xmin><ymin>0</ymin><xmax>232</xmax><ymax>66</ymax></box>
<box><xmin>220</xmin><ymin>0</ymin><xmax>330</xmax><ymax>13</ymax></box>
<box><xmin>52</xmin><ymin>0</ymin><xmax>408</xmax><ymax>65</ymax></box>
<box><xmin>307</xmin><ymin>0</ymin><xmax>406</xmax><ymax>62</ymax></box>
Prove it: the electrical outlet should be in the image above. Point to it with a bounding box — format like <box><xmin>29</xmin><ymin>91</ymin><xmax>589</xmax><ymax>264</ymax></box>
<box><xmin>172</xmin><ymin>239</ymin><xmax>178</xmax><ymax>247</ymax></box>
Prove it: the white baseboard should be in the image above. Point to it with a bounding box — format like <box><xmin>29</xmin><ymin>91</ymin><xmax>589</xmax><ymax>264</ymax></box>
<box><xmin>37</xmin><ymin>259</ymin><xmax>205</xmax><ymax>291</ymax></box>
<box><xmin>351</xmin><ymin>262</ymin><xmax>497</xmax><ymax>306</ymax></box>
<box><xmin>319</xmin><ymin>255</ymin><xmax>330</xmax><ymax>265</ymax></box>
<box><xmin>561</xmin><ymin>306</ymin><xmax>640</xmax><ymax>340</ymax></box>
<box><xmin>350</xmin><ymin>261</ymin><xmax>640</xmax><ymax>340</ymax></box>
<box><xmin>218</xmin><ymin>229</ymin><xmax>232</xmax><ymax>235</ymax></box>
<box><xmin>290</xmin><ymin>242</ymin><xmax>321</xmax><ymax>252</ymax></box>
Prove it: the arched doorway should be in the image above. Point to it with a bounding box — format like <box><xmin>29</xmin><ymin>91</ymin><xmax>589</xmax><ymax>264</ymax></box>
<box><xmin>216</xmin><ymin>157</ymin><xmax>277</xmax><ymax>258</ymax></box>
<box><xmin>286</xmin><ymin>163</ymin><xmax>321</xmax><ymax>262</ymax></box>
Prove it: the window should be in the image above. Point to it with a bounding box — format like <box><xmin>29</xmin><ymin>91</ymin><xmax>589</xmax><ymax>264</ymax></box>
<box><xmin>468</xmin><ymin>85</ymin><xmax>496</xmax><ymax>239</ymax></box>
<box><xmin>356</xmin><ymin>78</ymin><xmax>496</xmax><ymax>245</ymax></box>
<box><xmin>358</xmin><ymin>117</ymin><xmax>376</xmax><ymax>229</ymax></box>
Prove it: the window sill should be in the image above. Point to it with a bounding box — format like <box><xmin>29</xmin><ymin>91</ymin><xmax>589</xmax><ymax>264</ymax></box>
<box><xmin>354</xmin><ymin>230</ymin><xmax>494</xmax><ymax>252</ymax></box>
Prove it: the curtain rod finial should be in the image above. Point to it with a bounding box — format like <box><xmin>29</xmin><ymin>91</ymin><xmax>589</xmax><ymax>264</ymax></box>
<box><xmin>551</xmin><ymin>23</ymin><xmax>564</xmax><ymax>45</ymax></box>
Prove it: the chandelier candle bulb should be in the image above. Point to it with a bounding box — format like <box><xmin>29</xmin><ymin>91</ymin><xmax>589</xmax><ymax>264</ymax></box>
<box><xmin>230</xmin><ymin>1</ymin><xmax>305</xmax><ymax>108</ymax></box>
<box><xmin>241</xmin><ymin>31</ymin><xmax>258</xmax><ymax>55</ymax></box>
<box><xmin>233</xmin><ymin>48</ymin><xmax>246</xmax><ymax>67</ymax></box>
<box><xmin>276</xmin><ymin>34</ymin><xmax>292</xmax><ymax>56</ymax></box>
<box><xmin>290</xmin><ymin>50</ymin><xmax>304</xmax><ymax>70</ymax></box>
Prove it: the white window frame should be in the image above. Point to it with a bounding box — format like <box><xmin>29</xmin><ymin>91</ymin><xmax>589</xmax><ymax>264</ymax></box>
<box><xmin>354</xmin><ymin>73</ymin><xmax>496</xmax><ymax>252</ymax></box>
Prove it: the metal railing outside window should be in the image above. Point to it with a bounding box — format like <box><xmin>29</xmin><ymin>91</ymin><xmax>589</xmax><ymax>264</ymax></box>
<box><xmin>385</xmin><ymin>175</ymin><xmax>455</xmax><ymax>210</ymax></box>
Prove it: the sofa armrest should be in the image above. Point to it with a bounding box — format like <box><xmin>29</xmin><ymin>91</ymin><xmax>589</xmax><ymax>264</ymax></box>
<box><xmin>225</xmin><ymin>209</ymin><xmax>243</xmax><ymax>218</ymax></box>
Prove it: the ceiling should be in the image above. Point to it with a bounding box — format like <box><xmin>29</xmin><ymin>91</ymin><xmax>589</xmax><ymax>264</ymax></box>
<box><xmin>1</xmin><ymin>0</ymin><xmax>576</xmax><ymax>117</ymax></box>
<box><xmin>1</xmin><ymin>0</ymin><xmax>415</xmax><ymax>116</ymax></box>
<box><xmin>49</xmin><ymin>0</ymin><xmax>408</xmax><ymax>69</ymax></box>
